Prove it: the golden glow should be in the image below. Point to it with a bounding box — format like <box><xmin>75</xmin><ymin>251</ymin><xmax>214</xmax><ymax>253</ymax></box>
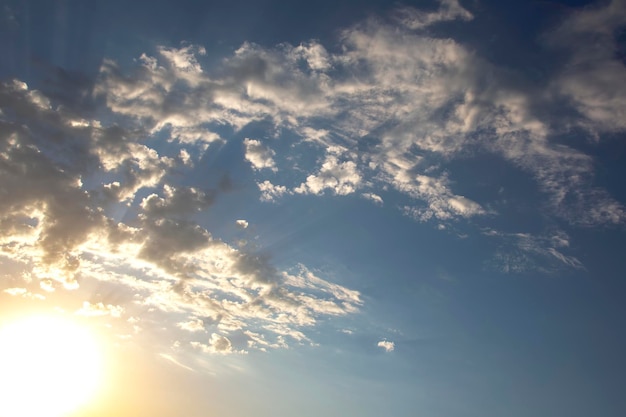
<box><xmin>0</xmin><ymin>315</ymin><xmax>103</xmax><ymax>417</ymax></box>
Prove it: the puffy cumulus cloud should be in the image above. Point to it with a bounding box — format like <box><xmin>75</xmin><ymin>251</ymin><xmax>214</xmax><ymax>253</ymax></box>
<box><xmin>377</xmin><ymin>340</ymin><xmax>395</xmax><ymax>352</ymax></box>
<box><xmin>235</xmin><ymin>219</ymin><xmax>249</xmax><ymax>229</ymax></box>
<box><xmin>157</xmin><ymin>44</ymin><xmax>206</xmax><ymax>83</ymax></box>
<box><xmin>294</xmin><ymin>153</ymin><xmax>362</xmax><ymax>196</ymax></box>
<box><xmin>140</xmin><ymin>185</ymin><xmax>214</xmax><ymax>218</ymax></box>
<box><xmin>243</xmin><ymin>138</ymin><xmax>277</xmax><ymax>171</ymax></box>
<box><xmin>257</xmin><ymin>180</ymin><xmax>290</xmax><ymax>202</ymax></box>
<box><xmin>292</xmin><ymin>42</ymin><xmax>332</xmax><ymax>71</ymax></box>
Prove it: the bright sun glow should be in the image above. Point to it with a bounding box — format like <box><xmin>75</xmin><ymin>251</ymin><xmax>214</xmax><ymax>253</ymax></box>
<box><xmin>0</xmin><ymin>315</ymin><xmax>103</xmax><ymax>417</ymax></box>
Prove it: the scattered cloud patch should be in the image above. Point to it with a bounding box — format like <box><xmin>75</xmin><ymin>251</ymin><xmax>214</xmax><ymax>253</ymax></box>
<box><xmin>75</xmin><ymin>301</ymin><xmax>124</xmax><ymax>318</ymax></box>
<box><xmin>235</xmin><ymin>219</ymin><xmax>249</xmax><ymax>229</ymax></box>
<box><xmin>484</xmin><ymin>229</ymin><xmax>584</xmax><ymax>273</ymax></box>
<box><xmin>191</xmin><ymin>333</ymin><xmax>244</xmax><ymax>355</ymax></box>
<box><xmin>378</xmin><ymin>339</ymin><xmax>395</xmax><ymax>352</ymax></box>
<box><xmin>2</xmin><ymin>287</ymin><xmax>45</xmax><ymax>300</ymax></box>
<box><xmin>362</xmin><ymin>192</ymin><xmax>384</xmax><ymax>205</ymax></box>
<box><xmin>177</xmin><ymin>318</ymin><xmax>206</xmax><ymax>333</ymax></box>
<box><xmin>244</xmin><ymin>138</ymin><xmax>277</xmax><ymax>171</ymax></box>
<box><xmin>258</xmin><ymin>180</ymin><xmax>290</xmax><ymax>202</ymax></box>
<box><xmin>294</xmin><ymin>154</ymin><xmax>361</xmax><ymax>196</ymax></box>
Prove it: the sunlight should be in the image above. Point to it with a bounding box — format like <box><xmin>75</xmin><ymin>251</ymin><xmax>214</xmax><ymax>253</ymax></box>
<box><xmin>0</xmin><ymin>315</ymin><xmax>104</xmax><ymax>417</ymax></box>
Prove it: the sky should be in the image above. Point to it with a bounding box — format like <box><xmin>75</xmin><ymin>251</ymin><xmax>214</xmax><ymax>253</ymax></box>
<box><xmin>1</xmin><ymin>0</ymin><xmax>626</xmax><ymax>416</ymax></box>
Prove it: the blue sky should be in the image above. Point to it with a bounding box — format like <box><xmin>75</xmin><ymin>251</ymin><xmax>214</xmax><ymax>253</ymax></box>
<box><xmin>1</xmin><ymin>0</ymin><xmax>626</xmax><ymax>416</ymax></box>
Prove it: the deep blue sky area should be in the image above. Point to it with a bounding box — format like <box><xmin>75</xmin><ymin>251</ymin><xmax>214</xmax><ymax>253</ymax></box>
<box><xmin>1</xmin><ymin>1</ymin><xmax>626</xmax><ymax>416</ymax></box>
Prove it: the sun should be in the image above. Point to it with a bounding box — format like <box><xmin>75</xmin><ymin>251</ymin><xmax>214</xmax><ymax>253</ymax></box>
<box><xmin>0</xmin><ymin>315</ymin><xmax>104</xmax><ymax>417</ymax></box>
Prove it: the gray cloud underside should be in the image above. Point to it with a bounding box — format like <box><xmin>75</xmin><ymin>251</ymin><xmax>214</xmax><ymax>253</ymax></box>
<box><xmin>1</xmin><ymin>0</ymin><xmax>625</xmax><ymax>352</ymax></box>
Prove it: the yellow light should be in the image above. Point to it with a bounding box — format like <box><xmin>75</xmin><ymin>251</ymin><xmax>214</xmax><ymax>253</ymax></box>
<box><xmin>0</xmin><ymin>315</ymin><xmax>104</xmax><ymax>417</ymax></box>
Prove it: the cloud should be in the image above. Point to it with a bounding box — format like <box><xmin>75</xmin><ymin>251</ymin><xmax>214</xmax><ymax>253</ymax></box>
<box><xmin>393</xmin><ymin>0</ymin><xmax>473</xmax><ymax>30</ymax></box>
<box><xmin>191</xmin><ymin>333</ymin><xmax>243</xmax><ymax>355</ymax></box>
<box><xmin>140</xmin><ymin>185</ymin><xmax>214</xmax><ymax>218</ymax></box>
<box><xmin>400</xmin><ymin>174</ymin><xmax>486</xmax><ymax>221</ymax></box>
<box><xmin>362</xmin><ymin>192</ymin><xmax>384</xmax><ymax>205</ymax></box>
<box><xmin>2</xmin><ymin>0</ymin><xmax>625</xmax><ymax>357</ymax></box>
<box><xmin>0</xmin><ymin>71</ymin><xmax>363</xmax><ymax>354</ymax></box>
<box><xmin>243</xmin><ymin>138</ymin><xmax>277</xmax><ymax>171</ymax></box>
<box><xmin>546</xmin><ymin>0</ymin><xmax>626</xmax><ymax>133</ymax></box>
<box><xmin>484</xmin><ymin>229</ymin><xmax>584</xmax><ymax>273</ymax></box>
<box><xmin>75</xmin><ymin>301</ymin><xmax>125</xmax><ymax>318</ymax></box>
<box><xmin>2</xmin><ymin>287</ymin><xmax>45</xmax><ymax>300</ymax></box>
<box><xmin>294</xmin><ymin>153</ymin><xmax>362</xmax><ymax>196</ymax></box>
<box><xmin>257</xmin><ymin>180</ymin><xmax>290</xmax><ymax>202</ymax></box>
<box><xmin>377</xmin><ymin>340</ymin><xmax>395</xmax><ymax>352</ymax></box>
<box><xmin>235</xmin><ymin>219</ymin><xmax>249</xmax><ymax>229</ymax></box>
<box><xmin>177</xmin><ymin>318</ymin><xmax>206</xmax><ymax>333</ymax></box>
<box><xmin>91</xmin><ymin>10</ymin><xmax>625</xmax><ymax>225</ymax></box>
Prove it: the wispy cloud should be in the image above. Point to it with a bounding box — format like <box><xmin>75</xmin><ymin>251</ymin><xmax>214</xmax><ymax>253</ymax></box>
<box><xmin>484</xmin><ymin>229</ymin><xmax>584</xmax><ymax>273</ymax></box>
<box><xmin>546</xmin><ymin>0</ymin><xmax>626</xmax><ymax>134</ymax></box>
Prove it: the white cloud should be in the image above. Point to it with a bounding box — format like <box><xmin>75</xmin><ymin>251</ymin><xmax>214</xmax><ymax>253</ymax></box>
<box><xmin>401</xmin><ymin>174</ymin><xmax>485</xmax><ymax>222</ymax></box>
<box><xmin>362</xmin><ymin>192</ymin><xmax>384</xmax><ymax>205</ymax></box>
<box><xmin>179</xmin><ymin>148</ymin><xmax>192</xmax><ymax>165</ymax></box>
<box><xmin>377</xmin><ymin>340</ymin><xmax>395</xmax><ymax>352</ymax></box>
<box><xmin>177</xmin><ymin>318</ymin><xmax>206</xmax><ymax>333</ymax></box>
<box><xmin>258</xmin><ymin>180</ymin><xmax>290</xmax><ymax>202</ymax></box>
<box><xmin>235</xmin><ymin>219</ymin><xmax>249</xmax><ymax>229</ymax></box>
<box><xmin>191</xmin><ymin>333</ymin><xmax>244</xmax><ymax>355</ymax></box>
<box><xmin>294</xmin><ymin>154</ymin><xmax>361</xmax><ymax>196</ymax></box>
<box><xmin>243</xmin><ymin>138</ymin><xmax>277</xmax><ymax>171</ymax></box>
<box><xmin>90</xmin><ymin>14</ymin><xmax>625</xmax><ymax>225</ymax></box>
<box><xmin>2</xmin><ymin>1</ymin><xmax>624</xmax><ymax>358</ymax></box>
<box><xmin>2</xmin><ymin>287</ymin><xmax>45</xmax><ymax>300</ymax></box>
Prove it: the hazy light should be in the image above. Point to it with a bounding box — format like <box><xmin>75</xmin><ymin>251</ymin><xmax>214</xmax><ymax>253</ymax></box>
<box><xmin>0</xmin><ymin>315</ymin><xmax>104</xmax><ymax>417</ymax></box>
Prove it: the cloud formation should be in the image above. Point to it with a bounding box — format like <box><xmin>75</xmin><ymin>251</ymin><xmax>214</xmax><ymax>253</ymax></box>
<box><xmin>92</xmin><ymin>0</ymin><xmax>624</xmax><ymax>228</ymax></box>
<box><xmin>2</xmin><ymin>0</ymin><xmax>625</xmax><ymax>356</ymax></box>
<box><xmin>244</xmin><ymin>138</ymin><xmax>277</xmax><ymax>171</ymax></box>
<box><xmin>377</xmin><ymin>340</ymin><xmax>395</xmax><ymax>352</ymax></box>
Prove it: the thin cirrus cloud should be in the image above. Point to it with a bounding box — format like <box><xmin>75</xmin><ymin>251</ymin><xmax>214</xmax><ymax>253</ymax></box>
<box><xmin>1</xmin><ymin>0</ymin><xmax>625</xmax><ymax>354</ymax></box>
<box><xmin>546</xmin><ymin>0</ymin><xmax>626</xmax><ymax>134</ymax></box>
